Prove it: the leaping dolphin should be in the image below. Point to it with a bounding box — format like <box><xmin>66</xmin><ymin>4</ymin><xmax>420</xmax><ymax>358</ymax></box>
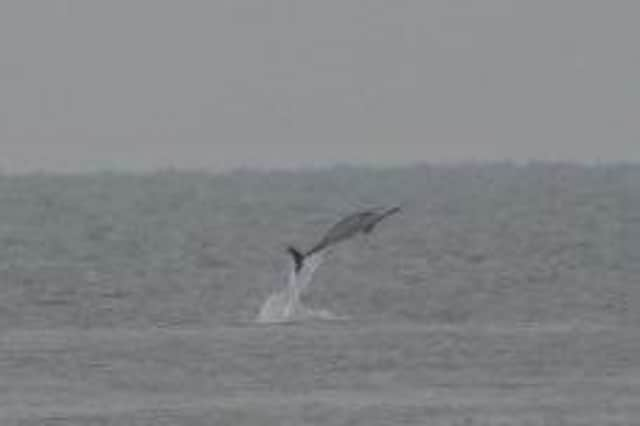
<box><xmin>287</xmin><ymin>206</ymin><xmax>401</xmax><ymax>272</ymax></box>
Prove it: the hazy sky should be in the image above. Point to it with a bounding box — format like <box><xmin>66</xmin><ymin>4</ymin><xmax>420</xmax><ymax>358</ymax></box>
<box><xmin>1</xmin><ymin>1</ymin><xmax>638</xmax><ymax>173</ymax></box>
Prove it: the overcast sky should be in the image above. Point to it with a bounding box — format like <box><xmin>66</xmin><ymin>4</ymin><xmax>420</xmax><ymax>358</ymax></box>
<box><xmin>0</xmin><ymin>1</ymin><xmax>638</xmax><ymax>173</ymax></box>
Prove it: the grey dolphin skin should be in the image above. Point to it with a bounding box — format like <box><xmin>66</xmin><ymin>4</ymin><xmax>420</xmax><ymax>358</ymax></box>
<box><xmin>287</xmin><ymin>206</ymin><xmax>401</xmax><ymax>272</ymax></box>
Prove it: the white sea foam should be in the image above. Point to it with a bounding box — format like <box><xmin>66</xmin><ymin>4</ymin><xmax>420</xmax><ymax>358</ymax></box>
<box><xmin>256</xmin><ymin>251</ymin><xmax>345</xmax><ymax>323</ymax></box>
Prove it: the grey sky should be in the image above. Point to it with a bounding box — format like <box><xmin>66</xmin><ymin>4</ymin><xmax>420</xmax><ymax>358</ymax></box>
<box><xmin>1</xmin><ymin>1</ymin><xmax>638</xmax><ymax>173</ymax></box>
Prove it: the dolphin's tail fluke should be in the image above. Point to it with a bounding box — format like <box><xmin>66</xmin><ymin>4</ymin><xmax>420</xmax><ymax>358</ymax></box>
<box><xmin>286</xmin><ymin>245</ymin><xmax>305</xmax><ymax>273</ymax></box>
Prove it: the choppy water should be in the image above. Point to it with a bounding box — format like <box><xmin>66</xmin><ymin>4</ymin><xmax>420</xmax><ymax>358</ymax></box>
<box><xmin>1</xmin><ymin>164</ymin><xmax>639</xmax><ymax>424</ymax></box>
<box><xmin>0</xmin><ymin>164</ymin><xmax>637</xmax><ymax>328</ymax></box>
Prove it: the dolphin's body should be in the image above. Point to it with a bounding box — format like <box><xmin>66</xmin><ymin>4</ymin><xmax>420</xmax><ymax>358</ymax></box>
<box><xmin>257</xmin><ymin>206</ymin><xmax>400</xmax><ymax>323</ymax></box>
<box><xmin>287</xmin><ymin>206</ymin><xmax>401</xmax><ymax>272</ymax></box>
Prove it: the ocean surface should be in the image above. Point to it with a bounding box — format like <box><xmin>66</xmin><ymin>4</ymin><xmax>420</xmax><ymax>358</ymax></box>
<box><xmin>1</xmin><ymin>163</ymin><xmax>638</xmax><ymax>424</ymax></box>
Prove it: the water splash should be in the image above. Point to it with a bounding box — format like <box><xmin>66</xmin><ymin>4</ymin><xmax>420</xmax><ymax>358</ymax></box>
<box><xmin>256</xmin><ymin>251</ymin><xmax>345</xmax><ymax>323</ymax></box>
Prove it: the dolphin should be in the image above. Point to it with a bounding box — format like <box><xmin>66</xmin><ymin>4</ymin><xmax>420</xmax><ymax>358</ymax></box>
<box><xmin>287</xmin><ymin>206</ymin><xmax>401</xmax><ymax>272</ymax></box>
